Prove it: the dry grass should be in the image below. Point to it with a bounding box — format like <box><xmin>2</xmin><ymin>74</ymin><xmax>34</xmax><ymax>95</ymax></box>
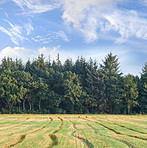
<box><xmin>0</xmin><ymin>114</ymin><xmax>146</xmax><ymax>148</ymax></box>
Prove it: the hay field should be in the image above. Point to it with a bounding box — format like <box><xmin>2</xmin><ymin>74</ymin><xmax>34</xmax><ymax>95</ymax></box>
<box><xmin>0</xmin><ymin>114</ymin><xmax>146</xmax><ymax>148</ymax></box>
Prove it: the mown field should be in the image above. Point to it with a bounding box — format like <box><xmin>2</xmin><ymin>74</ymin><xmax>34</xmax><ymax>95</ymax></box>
<box><xmin>0</xmin><ymin>115</ymin><xmax>146</xmax><ymax>148</ymax></box>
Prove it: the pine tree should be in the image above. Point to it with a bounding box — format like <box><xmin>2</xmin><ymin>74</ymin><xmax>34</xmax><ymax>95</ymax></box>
<box><xmin>0</xmin><ymin>70</ymin><xmax>26</xmax><ymax>112</ymax></box>
<box><xmin>99</xmin><ymin>53</ymin><xmax>123</xmax><ymax>113</ymax></box>
<box><xmin>123</xmin><ymin>74</ymin><xmax>138</xmax><ymax>114</ymax></box>
<box><xmin>84</xmin><ymin>59</ymin><xmax>99</xmax><ymax>113</ymax></box>
<box><xmin>62</xmin><ymin>71</ymin><xmax>83</xmax><ymax>113</ymax></box>
<box><xmin>63</xmin><ymin>58</ymin><xmax>73</xmax><ymax>72</ymax></box>
<box><xmin>138</xmin><ymin>63</ymin><xmax>147</xmax><ymax>113</ymax></box>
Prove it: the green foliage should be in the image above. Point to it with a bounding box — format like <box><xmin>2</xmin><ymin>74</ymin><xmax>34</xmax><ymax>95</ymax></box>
<box><xmin>0</xmin><ymin>53</ymin><xmax>146</xmax><ymax>114</ymax></box>
<box><xmin>138</xmin><ymin>68</ymin><xmax>147</xmax><ymax>113</ymax></box>
<box><xmin>0</xmin><ymin>70</ymin><xmax>26</xmax><ymax>112</ymax></box>
<box><xmin>123</xmin><ymin>74</ymin><xmax>139</xmax><ymax>114</ymax></box>
<box><xmin>99</xmin><ymin>53</ymin><xmax>123</xmax><ymax>113</ymax></box>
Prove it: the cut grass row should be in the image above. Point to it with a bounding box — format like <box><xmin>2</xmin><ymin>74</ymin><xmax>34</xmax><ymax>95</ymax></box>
<box><xmin>0</xmin><ymin>114</ymin><xmax>146</xmax><ymax>148</ymax></box>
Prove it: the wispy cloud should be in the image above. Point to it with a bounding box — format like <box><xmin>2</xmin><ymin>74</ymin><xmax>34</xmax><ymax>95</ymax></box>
<box><xmin>0</xmin><ymin>20</ymin><xmax>34</xmax><ymax>45</ymax></box>
<box><xmin>103</xmin><ymin>10</ymin><xmax>147</xmax><ymax>44</ymax></box>
<box><xmin>23</xmin><ymin>22</ymin><xmax>34</xmax><ymax>35</ymax></box>
<box><xmin>59</xmin><ymin>0</ymin><xmax>147</xmax><ymax>44</ymax></box>
<box><xmin>0</xmin><ymin>22</ymin><xmax>24</xmax><ymax>45</ymax></box>
<box><xmin>32</xmin><ymin>31</ymin><xmax>69</xmax><ymax>43</ymax></box>
<box><xmin>12</xmin><ymin>0</ymin><xmax>59</xmax><ymax>14</ymax></box>
<box><xmin>0</xmin><ymin>8</ymin><xmax>8</xmax><ymax>18</ymax></box>
<box><xmin>60</xmin><ymin>0</ymin><xmax>119</xmax><ymax>43</ymax></box>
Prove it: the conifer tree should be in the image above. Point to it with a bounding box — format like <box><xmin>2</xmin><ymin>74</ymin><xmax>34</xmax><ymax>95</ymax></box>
<box><xmin>99</xmin><ymin>53</ymin><xmax>123</xmax><ymax>113</ymax></box>
<box><xmin>123</xmin><ymin>74</ymin><xmax>138</xmax><ymax>114</ymax></box>
<box><xmin>138</xmin><ymin>63</ymin><xmax>147</xmax><ymax>113</ymax></box>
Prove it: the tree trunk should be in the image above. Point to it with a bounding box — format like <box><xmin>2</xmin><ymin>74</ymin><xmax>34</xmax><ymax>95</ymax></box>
<box><xmin>23</xmin><ymin>99</ymin><xmax>26</xmax><ymax>112</ymax></box>
<box><xmin>8</xmin><ymin>103</ymin><xmax>12</xmax><ymax>113</ymax></box>
<box><xmin>39</xmin><ymin>99</ymin><xmax>41</xmax><ymax>112</ymax></box>
<box><xmin>128</xmin><ymin>103</ymin><xmax>130</xmax><ymax>114</ymax></box>
<box><xmin>27</xmin><ymin>98</ymin><xmax>31</xmax><ymax>110</ymax></box>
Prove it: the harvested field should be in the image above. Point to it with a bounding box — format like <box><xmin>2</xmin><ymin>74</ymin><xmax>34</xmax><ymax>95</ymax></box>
<box><xmin>0</xmin><ymin>114</ymin><xmax>146</xmax><ymax>148</ymax></box>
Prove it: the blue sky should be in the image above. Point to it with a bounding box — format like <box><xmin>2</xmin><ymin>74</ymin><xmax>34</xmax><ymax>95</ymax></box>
<box><xmin>0</xmin><ymin>0</ymin><xmax>147</xmax><ymax>76</ymax></box>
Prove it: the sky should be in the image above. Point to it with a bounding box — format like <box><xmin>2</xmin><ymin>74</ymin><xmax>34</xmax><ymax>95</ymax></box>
<box><xmin>0</xmin><ymin>0</ymin><xmax>147</xmax><ymax>76</ymax></box>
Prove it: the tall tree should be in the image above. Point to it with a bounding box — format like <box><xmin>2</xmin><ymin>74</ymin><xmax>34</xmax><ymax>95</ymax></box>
<box><xmin>35</xmin><ymin>78</ymin><xmax>48</xmax><ymax>112</ymax></box>
<box><xmin>63</xmin><ymin>58</ymin><xmax>73</xmax><ymax>72</ymax></box>
<box><xmin>73</xmin><ymin>56</ymin><xmax>88</xmax><ymax>89</ymax></box>
<box><xmin>0</xmin><ymin>70</ymin><xmax>26</xmax><ymax>112</ymax></box>
<box><xmin>99</xmin><ymin>53</ymin><xmax>123</xmax><ymax>113</ymax></box>
<box><xmin>61</xmin><ymin>71</ymin><xmax>83</xmax><ymax>113</ymax></box>
<box><xmin>123</xmin><ymin>74</ymin><xmax>138</xmax><ymax>114</ymax></box>
<box><xmin>85</xmin><ymin>60</ymin><xmax>99</xmax><ymax>113</ymax></box>
<box><xmin>138</xmin><ymin>63</ymin><xmax>147</xmax><ymax>113</ymax></box>
<box><xmin>12</xmin><ymin>70</ymin><xmax>33</xmax><ymax>112</ymax></box>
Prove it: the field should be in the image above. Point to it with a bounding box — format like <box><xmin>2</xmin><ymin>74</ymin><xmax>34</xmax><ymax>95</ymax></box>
<box><xmin>0</xmin><ymin>115</ymin><xmax>146</xmax><ymax>148</ymax></box>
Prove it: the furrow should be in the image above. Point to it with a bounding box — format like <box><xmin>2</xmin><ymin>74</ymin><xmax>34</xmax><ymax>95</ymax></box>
<box><xmin>93</xmin><ymin>117</ymin><xmax>147</xmax><ymax>134</ymax></box>
<box><xmin>82</xmin><ymin>117</ymin><xmax>147</xmax><ymax>141</ymax></box>
<box><xmin>69</xmin><ymin>120</ymin><xmax>94</xmax><ymax>148</ymax></box>
<box><xmin>48</xmin><ymin>117</ymin><xmax>64</xmax><ymax>148</ymax></box>
<box><xmin>8</xmin><ymin>134</ymin><xmax>26</xmax><ymax>148</ymax></box>
<box><xmin>6</xmin><ymin>117</ymin><xmax>53</xmax><ymax>148</ymax></box>
<box><xmin>86</xmin><ymin>123</ymin><xmax>136</xmax><ymax>148</ymax></box>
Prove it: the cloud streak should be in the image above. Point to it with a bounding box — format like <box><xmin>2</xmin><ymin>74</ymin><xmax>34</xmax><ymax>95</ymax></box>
<box><xmin>1</xmin><ymin>0</ymin><xmax>147</xmax><ymax>45</ymax></box>
<box><xmin>59</xmin><ymin>0</ymin><xmax>119</xmax><ymax>43</ymax></box>
<box><xmin>59</xmin><ymin>0</ymin><xmax>147</xmax><ymax>44</ymax></box>
<box><xmin>0</xmin><ymin>20</ymin><xmax>34</xmax><ymax>45</ymax></box>
<box><xmin>103</xmin><ymin>10</ymin><xmax>147</xmax><ymax>44</ymax></box>
<box><xmin>12</xmin><ymin>0</ymin><xmax>59</xmax><ymax>14</ymax></box>
<box><xmin>32</xmin><ymin>31</ymin><xmax>69</xmax><ymax>44</ymax></box>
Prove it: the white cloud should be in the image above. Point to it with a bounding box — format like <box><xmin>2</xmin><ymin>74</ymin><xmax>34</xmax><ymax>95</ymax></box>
<box><xmin>0</xmin><ymin>46</ymin><xmax>60</xmax><ymax>62</ymax></box>
<box><xmin>0</xmin><ymin>8</ymin><xmax>8</xmax><ymax>18</ymax></box>
<box><xmin>0</xmin><ymin>46</ymin><xmax>78</xmax><ymax>64</ymax></box>
<box><xmin>12</xmin><ymin>0</ymin><xmax>59</xmax><ymax>14</ymax></box>
<box><xmin>38</xmin><ymin>46</ymin><xmax>60</xmax><ymax>57</ymax></box>
<box><xmin>103</xmin><ymin>10</ymin><xmax>147</xmax><ymax>43</ymax></box>
<box><xmin>60</xmin><ymin>0</ymin><xmax>119</xmax><ymax>43</ymax></box>
<box><xmin>0</xmin><ymin>47</ymin><xmax>35</xmax><ymax>61</ymax></box>
<box><xmin>38</xmin><ymin>46</ymin><xmax>77</xmax><ymax>62</ymax></box>
<box><xmin>0</xmin><ymin>45</ymin><xmax>73</xmax><ymax>63</ymax></box>
<box><xmin>24</xmin><ymin>22</ymin><xmax>34</xmax><ymax>35</ymax></box>
<box><xmin>0</xmin><ymin>20</ymin><xmax>34</xmax><ymax>45</ymax></box>
<box><xmin>0</xmin><ymin>25</ymin><xmax>23</xmax><ymax>45</ymax></box>
<box><xmin>32</xmin><ymin>31</ymin><xmax>69</xmax><ymax>43</ymax></box>
<box><xmin>59</xmin><ymin>0</ymin><xmax>147</xmax><ymax>44</ymax></box>
<box><xmin>55</xmin><ymin>31</ymin><xmax>69</xmax><ymax>42</ymax></box>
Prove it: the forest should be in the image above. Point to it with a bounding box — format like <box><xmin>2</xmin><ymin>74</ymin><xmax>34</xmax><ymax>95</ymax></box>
<box><xmin>0</xmin><ymin>52</ymin><xmax>146</xmax><ymax>114</ymax></box>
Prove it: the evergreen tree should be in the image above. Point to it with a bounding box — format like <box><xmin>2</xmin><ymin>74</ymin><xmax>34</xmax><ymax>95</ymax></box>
<box><xmin>123</xmin><ymin>74</ymin><xmax>138</xmax><ymax>114</ymax></box>
<box><xmin>138</xmin><ymin>63</ymin><xmax>147</xmax><ymax>113</ymax></box>
<box><xmin>60</xmin><ymin>71</ymin><xmax>83</xmax><ymax>113</ymax></box>
<box><xmin>63</xmin><ymin>58</ymin><xmax>73</xmax><ymax>72</ymax></box>
<box><xmin>0</xmin><ymin>70</ymin><xmax>26</xmax><ymax>112</ymax></box>
<box><xmin>73</xmin><ymin>56</ymin><xmax>88</xmax><ymax>89</ymax></box>
<box><xmin>142</xmin><ymin>62</ymin><xmax>147</xmax><ymax>74</ymax></box>
<box><xmin>99</xmin><ymin>53</ymin><xmax>123</xmax><ymax>113</ymax></box>
<box><xmin>12</xmin><ymin>70</ymin><xmax>33</xmax><ymax>112</ymax></box>
<box><xmin>85</xmin><ymin>59</ymin><xmax>99</xmax><ymax>113</ymax></box>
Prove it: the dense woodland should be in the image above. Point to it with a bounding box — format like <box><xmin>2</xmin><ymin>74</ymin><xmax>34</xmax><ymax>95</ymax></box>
<box><xmin>0</xmin><ymin>53</ymin><xmax>146</xmax><ymax>114</ymax></box>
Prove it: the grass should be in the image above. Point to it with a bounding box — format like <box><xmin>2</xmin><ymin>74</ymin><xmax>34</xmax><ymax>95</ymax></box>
<box><xmin>0</xmin><ymin>114</ymin><xmax>146</xmax><ymax>148</ymax></box>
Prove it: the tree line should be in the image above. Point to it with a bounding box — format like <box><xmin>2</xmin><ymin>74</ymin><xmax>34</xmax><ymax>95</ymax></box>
<box><xmin>0</xmin><ymin>53</ymin><xmax>146</xmax><ymax>114</ymax></box>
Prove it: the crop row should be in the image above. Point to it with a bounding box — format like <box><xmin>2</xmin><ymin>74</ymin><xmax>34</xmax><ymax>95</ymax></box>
<box><xmin>0</xmin><ymin>115</ymin><xmax>146</xmax><ymax>148</ymax></box>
